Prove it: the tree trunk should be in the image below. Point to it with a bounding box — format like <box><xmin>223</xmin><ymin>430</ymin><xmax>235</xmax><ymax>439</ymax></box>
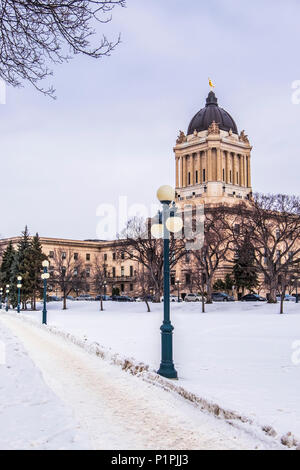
<box><xmin>206</xmin><ymin>280</ymin><xmax>213</xmax><ymax>304</ymax></box>
<box><xmin>268</xmin><ymin>282</ymin><xmax>278</xmax><ymax>303</ymax></box>
<box><xmin>280</xmin><ymin>295</ymin><xmax>284</xmax><ymax>314</ymax></box>
<box><xmin>145</xmin><ymin>299</ymin><xmax>151</xmax><ymax>312</ymax></box>
<box><xmin>63</xmin><ymin>294</ymin><xmax>67</xmax><ymax>310</ymax></box>
<box><xmin>201</xmin><ymin>294</ymin><xmax>205</xmax><ymax>313</ymax></box>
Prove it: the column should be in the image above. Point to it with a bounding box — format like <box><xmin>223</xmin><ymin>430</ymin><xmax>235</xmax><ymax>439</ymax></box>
<box><xmin>183</xmin><ymin>155</ymin><xmax>187</xmax><ymax>187</ymax></box>
<box><xmin>192</xmin><ymin>154</ymin><xmax>195</xmax><ymax>185</ymax></box>
<box><xmin>225</xmin><ymin>151</ymin><xmax>229</xmax><ymax>183</ymax></box>
<box><xmin>199</xmin><ymin>151</ymin><xmax>202</xmax><ymax>184</ymax></box>
<box><xmin>180</xmin><ymin>156</ymin><xmax>184</xmax><ymax>187</ymax></box>
<box><xmin>217</xmin><ymin>147</ymin><xmax>222</xmax><ymax>181</ymax></box>
<box><xmin>247</xmin><ymin>155</ymin><xmax>251</xmax><ymax>188</ymax></box>
<box><xmin>176</xmin><ymin>157</ymin><xmax>179</xmax><ymax>188</ymax></box>
<box><xmin>207</xmin><ymin>148</ymin><xmax>212</xmax><ymax>181</ymax></box>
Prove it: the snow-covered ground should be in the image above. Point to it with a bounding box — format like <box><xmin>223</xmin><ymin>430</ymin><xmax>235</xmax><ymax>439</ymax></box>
<box><xmin>16</xmin><ymin>299</ymin><xmax>300</xmax><ymax>446</ymax></box>
<box><xmin>0</xmin><ymin>319</ymin><xmax>90</xmax><ymax>450</ymax></box>
<box><xmin>0</xmin><ymin>312</ymin><xmax>279</xmax><ymax>450</ymax></box>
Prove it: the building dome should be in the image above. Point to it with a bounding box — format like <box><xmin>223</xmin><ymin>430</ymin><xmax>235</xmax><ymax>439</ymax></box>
<box><xmin>187</xmin><ymin>91</ymin><xmax>238</xmax><ymax>135</ymax></box>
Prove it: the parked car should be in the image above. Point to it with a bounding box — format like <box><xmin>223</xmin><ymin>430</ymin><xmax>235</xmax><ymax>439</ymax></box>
<box><xmin>48</xmin><ymin>295</ymin><xmax>61</xmax><ymax>302</ymax></box>
<box><xmin>95</xmin><ymin>295</ymin><xmax>112</xmax><ymax>301</ymax></box>
<box><xmin>276</xmin><ymin>294</ymin><xmax>296</xmax><ymax>302</ymax></box>
<box><xmin>75</xmin><ymin>294</ymin><xmax>94</xmax><ymax>301</ymax></box>
<box><xmin>212</xmin><ymin>292</ymin><xmax>235</xmax><ymax>302</ymax></box>
<box><xmin>241</xmin><ymin>294</ymin><xmax>266</xmax><ymax>302</ymax></box>
<box><xmin>112</xmin><ymin>295</ymin><xmax>135</xmax><ymax>302</ymax></box>
<box><xmin>66</xmin><ymin>295</ymin><xmax>75</xmax><ymax>301</ymax></box>
<box><xmin>184</xmin><ymin>293</ymin><xmax>202</xmax><ymax>302</ymax></box>
<box><xmin>160</xmin><ymin>295</ymin><xmax>182</xmax><ymax>302</ymax></box>
<box><xmin>135</xmin><ymin>295</ymin><xmax>154</xmax><ymax>302</ymax></box>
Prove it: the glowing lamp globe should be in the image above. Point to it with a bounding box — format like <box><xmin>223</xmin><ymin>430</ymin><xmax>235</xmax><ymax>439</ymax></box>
<box><xmin>17</xmin><ymin>276</ymin><xmax>22</xmax><ymax>281</ymax></box>
<box><xmin>42</xmin><ymin>260</ymin><xmax>50</xmax><ymax>268</ymax></box>
<box><xmin>151</xmin><ymin>223</ymin><xmax>163</xmax><ymax>239</ymax></box>
<box><xmin>157</xmin><ymin>185</ymin><xmax>175</xmax><ymax>203</ymax></box>
<box><xmin>17</xmin><ymin>284</ymin><xmax>22</xmax><ymax>289</ymax></box>
<box><xmin>166</xmin><ymin>216</ymin><xmax>183</xmax><ymax>233</ymax></box>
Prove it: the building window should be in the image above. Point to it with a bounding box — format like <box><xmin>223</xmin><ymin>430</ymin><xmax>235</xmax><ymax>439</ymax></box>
<box><xmin>74</xmin><ymin>268</ymin><xmax>78</xmax><ymax>276</ymax></box>
<box><xmin>121</xmin><ymin>283</ymin><xmax>125</xmax><ymax>293</ymax></box>
<box><xmin>62</xmin><ymin>252</ymin><xmax>66</xmax><ymax>260</ymax></box>
<box><xmin>195</xmin><ymin>171</ymin><xmax>198</xmax><ymax>184</ymax></box>
<box><xmin>188</xmin><ymin>172</ymin><xmax>191</xmax><ymax>185</ymax></box>
<box><xmin>74</xmin><ymin>253</ymin><xmax>78</xmax><ymax>261</ymax></box>
<box><xmin>113</xmin><ymin>253</ymin><xmax>116</xmax><ymax>261</ymax></box>
<box><xmin>112</xmin><ymin>267</ymin><xmax>116</xmax><ymax>277</ymax></box>
<box><xmin>171</xmin><ymin>275</ymin><xmax>175</xmax><ymax>286</ymax></box>
<box><xmin>130</xmin><ymin>266</ymin><xmax>133</xmax><ymax>277</ymax></box>
<box><xmin>104</xmin><ymin>253</ymin><xmax>107</xmax><ymax>261</ymax></box>
<box><xmin>185</xmin><ymin>273</ymin><xmax>191</xmax><ymax>285</ymax></box>
<box><xmin>203</xmin><ymin>169</ymin><xmax>206</xmax><ymax>182</ymax></box>
<box><xmin>130</xmin><ymin>283</ymin><xmax>133</xmax><ymax>291</ymax></box>
<box><xmin>49</xmin><ymin>251</ymin><xmax>54</xmax><ymax>259</ymax></box>
<box><xmin>86</xmin><ymin>267</ymin><xmax>90</xmax><ymax>278</ymax></box>
<box><xmin>86</xmin><ymin>253</ymin><xmax>90</xmax><ymax>261</ymax></box>
<box><xmin>121</xmin><ymin>266</ymin><xmax>125</xmax><ymax>276</ymax></box>
<box><xmin>121</xmin><ymin>252</ymin><xmax>125</xmax><ymax>260</ymax></box>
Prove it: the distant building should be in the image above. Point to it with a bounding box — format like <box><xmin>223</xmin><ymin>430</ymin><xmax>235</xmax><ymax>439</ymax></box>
<box><xmin>0</xmin><ymin>90</ymin><xmax>255</xmax><ymax>298</ymax></box>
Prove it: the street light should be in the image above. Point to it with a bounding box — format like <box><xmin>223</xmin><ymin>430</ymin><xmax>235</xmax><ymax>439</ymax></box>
<box><xmin>41</xmin><ymin>260</ymin><xmax>50</xmax><ymax>325</ymax></box>
<box><xmin>0</xmin><ymin>288</ymin><xmax>3</xmax><ymax>309</ymax></box>
<box><xmin>176</xmin><ymin>278</ymin><xmax>181</xmax><ymax>303</ymax></box>
<box><xmin>5</xmin><ymin>284</ymin><xmax>10</xmax><ymax>312</ymax></box>
<box><xmin>17</xmin><ymin>276</ymin><xmax>22</xmax><ymax>313</ymax></box>
<box><xmin>155</xmin><ymin>185</ymin><xmax>183</xmax><ymax>379</ymax></box>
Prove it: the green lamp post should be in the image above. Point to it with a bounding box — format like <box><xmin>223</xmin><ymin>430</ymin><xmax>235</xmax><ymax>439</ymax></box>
<box><xmin>41</xmin><ymin>260</ymin><xmax>50</xmax><ymax>324</ymax></box>
<box><xmin>17</xmin><ymin>276</ymin><xmax>22</xmax><ymax>313</ymax></box>
<box><xmin>5</xmin><ymin>284</ymin><xmax>10</xmax><ymax>312</ymax></box>
<box><xmin>152</xmin><ymin>185</ymin><xmax>183</xmax><ymax>379</ymax></box>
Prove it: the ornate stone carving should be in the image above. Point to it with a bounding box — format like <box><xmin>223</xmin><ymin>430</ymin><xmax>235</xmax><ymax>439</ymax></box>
<box><xmin>176</xmin><ymin>130</ymin><xmax>187</xmax><ymax>144</ymax></box>
<box><xmin>240</xmin><ymin>130</ymin><xmax>250</xmax><ymax>144</ymax></box>
<box><xmin>207</xmin><ymin>120</ymin><xmax>220</xmax><ymax>135</ymax></box>
<box><xmin>228</xmin><ymin>128</ymin><xmax>233</xmax><ymax>136</ymax></box>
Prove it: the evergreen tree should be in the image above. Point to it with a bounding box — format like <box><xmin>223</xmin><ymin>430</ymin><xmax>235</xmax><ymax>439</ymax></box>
<box><xmin>233</xmin><ymin>236</ymin><xmax>258</xmax><ymax>296</ymax></box>
<box><xmin>27</xmin><ymin>233</ymin><xmax>46</xmax><ymax>310</ymax></box>
<box><xmin>10</xmin><ymin>226</ymin><xmax>32</xmax><ymax>309</ymax></box>
<box><xmin>0</xmin><ymin>241</ymin><xmax>16</xmax><ymax>287</ymax></box>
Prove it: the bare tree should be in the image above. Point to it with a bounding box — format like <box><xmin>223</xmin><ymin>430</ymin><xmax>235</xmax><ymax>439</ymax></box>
<box><xmin>192</xmin><ymin>269</ymin><xmax>206</xmax><ymax>313</ymax></box>
<box><xmin>231</xmin><ymin>194</ymin><xmax>300</xmax><ymax>303</ymax></box>
<box><xmin>193</xmin><ymin>207</ymin><xmax>232</xmax><ymax>304</ymax></box>
<box><xmin>119</xmin><ymin>217</ymin><xmax>186</xmax><ymax>303</ymax></box>
<box><xmin>92</xmin><ymin>255</ymin><xmax>107</xmax><ymax>311</ymax></box>
<box><xmin>135</xmin><ymin>268</ymin><xmax>155</xmax><ymax>312</ymax></box>
<box><xmin>0</xmin><ymin>0</ymin><xmax>125</xmax><ymax>97</ymax></box>
<box><xmin>50</xmin><ymin>249</ymin><xmax>88</xmax><ymax>309</ymax></box>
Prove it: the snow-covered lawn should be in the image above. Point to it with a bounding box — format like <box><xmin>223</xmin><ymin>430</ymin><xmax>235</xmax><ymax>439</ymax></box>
<box><xmin>0</xmin><ymin>319</ymin><xmax>90</xmax><ymax>450</ymax></box>
<box><xmin>19</xmin><ymin>300</ymin><xmax>300</xmax><ymax>445</ymax></box>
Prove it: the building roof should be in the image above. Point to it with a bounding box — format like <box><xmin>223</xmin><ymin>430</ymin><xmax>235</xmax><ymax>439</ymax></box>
<box><xmin>187</xmin><ymin>91</ymin><xmax>238</xmax><ymax>135</ymax></box>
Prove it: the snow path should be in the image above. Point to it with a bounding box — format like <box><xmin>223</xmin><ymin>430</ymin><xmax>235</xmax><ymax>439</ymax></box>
<box><xmin>1</xmin><ymin>314</ymin><xmax>281</xmax><ymax>450</ymax></box>
<box><xmin>0</xmin><ymin>318</ymin><xmax>90</xmax><ymax>450</ymax></box>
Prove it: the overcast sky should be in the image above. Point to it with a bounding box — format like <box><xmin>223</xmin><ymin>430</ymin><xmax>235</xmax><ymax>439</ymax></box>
<box><xmin>1</xmin><ymin>0</ymin><xmax>300</xmax><ymax>240</ymax></box>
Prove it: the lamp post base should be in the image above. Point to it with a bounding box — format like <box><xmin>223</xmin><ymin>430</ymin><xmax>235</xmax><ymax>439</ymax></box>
<box><xmin>157</xmin><ymin>363</ymin><xmax>178</xmax><ymax>379</ymax></box>
<box><xmin>157</xmin><ymin>322</ymin><xmax>178</xmax><ymax>379</ymax></box>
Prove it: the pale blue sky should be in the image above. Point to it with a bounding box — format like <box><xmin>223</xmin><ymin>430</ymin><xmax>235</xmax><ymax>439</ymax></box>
<box><xmin>1</xmin><ymin>0</ymin><xmax>300</xmax><ymax>239</ymax></box>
